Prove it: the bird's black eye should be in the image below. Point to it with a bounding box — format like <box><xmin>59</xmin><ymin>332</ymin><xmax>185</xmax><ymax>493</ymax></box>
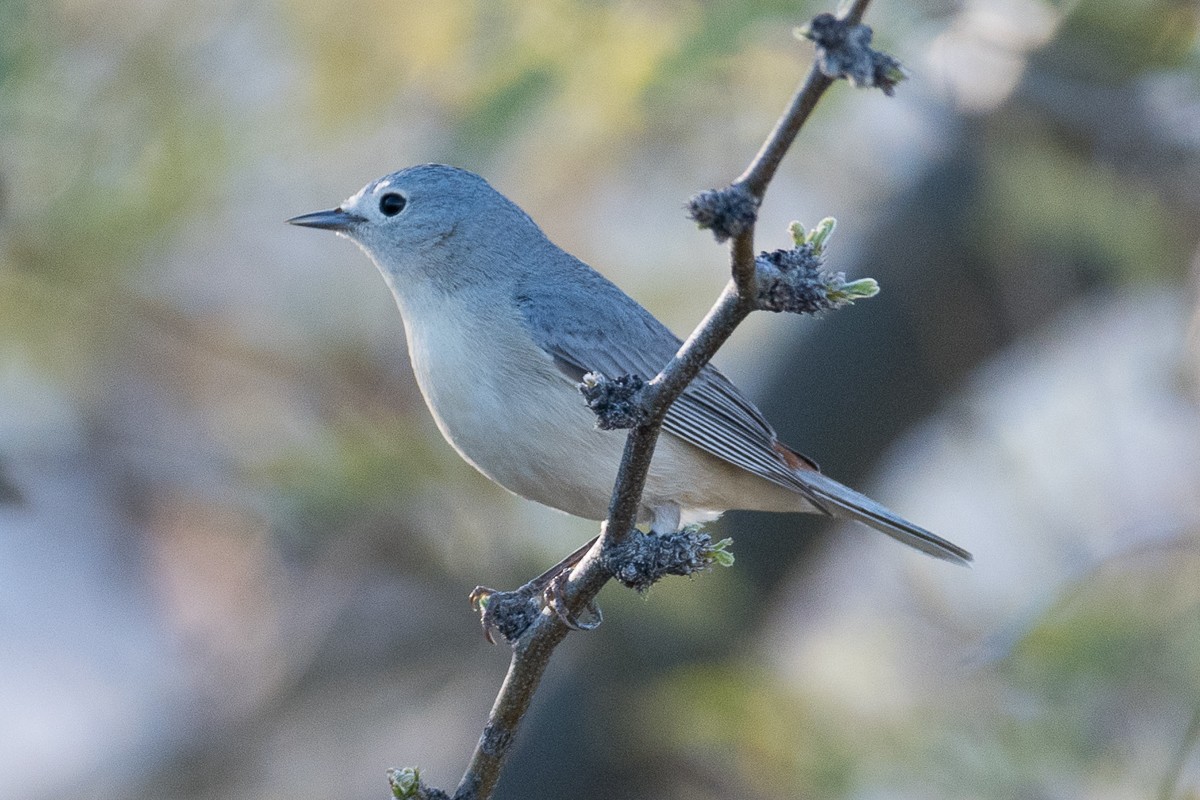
<box><xmin>379</xmin><ymin>192</ymin><xmax>407</xmax><ymax>216</ymax></box>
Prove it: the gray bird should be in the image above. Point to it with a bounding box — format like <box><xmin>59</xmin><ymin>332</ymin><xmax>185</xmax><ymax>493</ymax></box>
<box><xmin>289</xmin><ymin>164</ymin><xmax>970</xmax><ymax>565</ymax></box>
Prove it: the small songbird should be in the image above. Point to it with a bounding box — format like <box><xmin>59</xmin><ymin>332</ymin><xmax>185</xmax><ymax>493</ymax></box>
<box><xmin>289</xmin><ymin>165</ymin><xmax>970</xmax><ymax>565</ymax></box>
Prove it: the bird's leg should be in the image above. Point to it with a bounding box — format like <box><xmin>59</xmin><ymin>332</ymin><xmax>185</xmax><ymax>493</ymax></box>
<box><xmin>525</xmin><ymin>535</ymin><xmax>599</xmax><ymax>593</ymax></box>
<box><xmin>470</xmin><ymin>536</ymin><xmax>599</xmax><ymax>643</ymax></box>
<box><xmin>544</xmin><ymin>564</ymin><xmax>603</xmax><ymax>633</ymax></box>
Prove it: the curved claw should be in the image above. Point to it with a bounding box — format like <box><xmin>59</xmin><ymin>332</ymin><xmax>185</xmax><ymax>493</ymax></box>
<box><xmin>544</xmin><ymin>571</ymin><xmax>603</xmax><ymax>632</ymax></box>
<box><xmin>469</xmin><ymin>586</ymin><xmax>500</xmax><ymax>644</ymax></box>
<box><xmin>468</xmin><ymin>585</ymin><xmax>492</xmax><ymax>610</ymax></box>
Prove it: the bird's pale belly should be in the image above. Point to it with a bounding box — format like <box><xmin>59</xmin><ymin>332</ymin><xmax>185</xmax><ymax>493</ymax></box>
<box><xmin>403</xmin><ymin>306</ymin><xmax>621</xmax><ymax>518</ymax></box>
<box><xmin>430</xmin><ymin>369</ymin><xmax>630</xmax><ymax>518</ymax></box>
<box><xmin>402</xmin><ymin>303</ymin><xmax>802</xmax><ymax>528</ymax></box>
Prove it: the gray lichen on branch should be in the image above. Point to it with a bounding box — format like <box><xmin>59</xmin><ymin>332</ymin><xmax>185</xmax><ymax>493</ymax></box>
<box><xmin>686</xmin><ymin>185</ymin><xmax>760</xmax><ymax>243</ymax></box>
<box><xmin>579</xmin><ymin>372</ymin><xmax>650</xmax><ymax>430</ymax></box>
<box><xmin>755</xmin><ymin>218</ymin><xmax>880</xmax><ymax>314</ymax></box>
<box><xmin>799</xmin><ymin>12</ymin><xmax>907</xmax><ymax>96</ymax></box>
<box><xmin>470</xmin><ymin>584</ymin><xmax>541</xmax><ymax>645</ymax></box>
<box><xmin>604</xmin><ymin>528</ymin><xmax>734</xmax><ymax>593</ymax></box>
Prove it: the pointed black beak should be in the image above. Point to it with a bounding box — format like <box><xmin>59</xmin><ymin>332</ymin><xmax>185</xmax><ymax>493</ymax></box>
<box><xmin>286</xmin><ymin>207</ymin><xmax>363</xmax><ymax>231</ymax></box>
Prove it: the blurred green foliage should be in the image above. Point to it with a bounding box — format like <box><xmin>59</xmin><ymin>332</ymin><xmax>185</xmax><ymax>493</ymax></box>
<box><xmin>0</xmin><ymin>1</ymin><xmax>227</xmax><ymax>377</ymax></box>
<box><xmin>281</xmin><ymin>0</ymin><xmax>839</xmax><ymax>164</ymax></box>
<box><xmin>285</xmin><ymin>1</ymin><xmax>691</xmax><ymax>153</ymax></box>
<box><xmin>1055</xmin><ymin>0</ymin><xmax>1198</xmax><ymax>80</ymax></box>
<box><xmin>1011</xmin><ymin>544</ymin><xmax>1200</xmax><ymax>713</ymax></box>
<box><xmin>645</xmin><ymin>663</ymin><xmax>859</xmax><ymax>796</ymax></box>
<box><xmin>983</xmin><ymin>133</ymin><xmax>1186</xmax><ymax>285</ymax></box>
<box><xmin>640</xmin><ymin>539</ymin><xmax>1200</xmax><ymax>799</ymax></box>
<box><xmin>263</xmin><ymin>411</ymin><xmax>436</xmax><ymax>542</ymax></box>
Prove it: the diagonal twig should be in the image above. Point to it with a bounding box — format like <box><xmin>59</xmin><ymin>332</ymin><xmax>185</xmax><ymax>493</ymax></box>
<box><xmin>436</xmin><ymin>3</ymin><xmax>884</xmax><ymax>799</ymax></box>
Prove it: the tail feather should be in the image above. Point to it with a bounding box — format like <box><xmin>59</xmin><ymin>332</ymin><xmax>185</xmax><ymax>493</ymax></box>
<box><xmin>794</xmin><ymin>469</ymin><xmax>972</xmax><ymax>565</ymax></box>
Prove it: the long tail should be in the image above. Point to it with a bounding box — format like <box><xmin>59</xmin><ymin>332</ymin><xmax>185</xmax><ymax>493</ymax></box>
<box><xmin>794</xmin><ymin>469</ymin><xmax>972</xmax><ymax>565</ymax></box>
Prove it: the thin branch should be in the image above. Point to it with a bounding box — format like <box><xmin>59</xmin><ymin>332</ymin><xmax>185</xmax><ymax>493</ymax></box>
<box><xmin>737</xmin><ymin>65</ymin><xmax>833</xmax><ymax>202</ymax></box>
<box><xmin>453</xmin><ymin>625</ymin><xmax>570</xmax><ymax>800</ymax></box>
<box><xmin>842</xmin><ymin>0</ymin><xmax>872</xmax><ymax>26</ymax></box>
<box><xmin>735</xmin><ymin>0</ymin><xmax>870</xmax><ymax>200</ymax></box>
<box><xmin>446</xmin><ymin>3</ymin><xmax>876</xmax><ymax>799</ymax></box>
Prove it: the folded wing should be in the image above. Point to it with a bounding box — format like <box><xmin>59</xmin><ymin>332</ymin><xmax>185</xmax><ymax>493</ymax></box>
<box><xmin>514</xmin><ymin>268</ymin><xmax>971</xmax><ymax>565</ymax></box>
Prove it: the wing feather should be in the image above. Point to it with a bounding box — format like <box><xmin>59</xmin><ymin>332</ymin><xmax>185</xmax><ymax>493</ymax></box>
<box><xmin>515</xmin><ymin>273</ymin><xmax>810</xmax><ymax>493</ymax></box>
<box><xmin>513</xmin><ymin>268</ymin><xmax>972</xmax><ymax>565</ymax></box>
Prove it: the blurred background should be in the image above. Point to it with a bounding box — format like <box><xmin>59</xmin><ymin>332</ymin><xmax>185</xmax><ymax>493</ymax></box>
<box><xmin>3</xmin><ymin>0</ymin><xmax>1200</xmax><ymax>798</ymax></box>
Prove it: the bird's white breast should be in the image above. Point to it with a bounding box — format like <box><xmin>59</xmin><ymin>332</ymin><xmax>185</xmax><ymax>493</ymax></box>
<box><xmin>396</xmin><ymin>288</ymin><xmax>628</xmax><ymax>520</ymax></box>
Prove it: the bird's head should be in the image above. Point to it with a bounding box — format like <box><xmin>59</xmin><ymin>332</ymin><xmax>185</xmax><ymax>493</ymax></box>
<box><xmin>289</xmin><ymin>164</ymin><xmax>544</xmax><ymax>295</ymax></box>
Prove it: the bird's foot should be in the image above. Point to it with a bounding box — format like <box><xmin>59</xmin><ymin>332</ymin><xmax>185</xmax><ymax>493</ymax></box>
<box><xmin>469</xmin><ymin>537</ymin><xmax>604</xmax><ymax>643</ymax></box>
<box><xmin>544</xmin><ymin>569</ymin><xmax>602</xmax><ymax>632</ymax></box>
